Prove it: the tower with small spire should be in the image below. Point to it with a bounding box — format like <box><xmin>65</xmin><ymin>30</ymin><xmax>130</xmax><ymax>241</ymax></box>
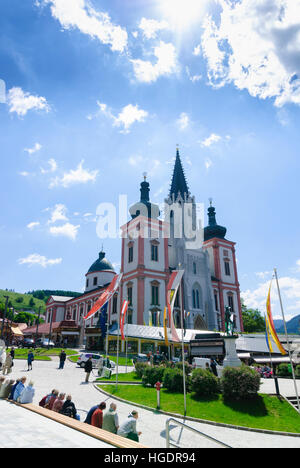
<box><xmin>117</xmin><ymin>174</ymin><xmax>169</xmax><ymax>329</ymax></box>
<box><xmin>203</xmin><ymin>200</ymin><xmax>243</xmax><ymax>332</ymax></box>
<box><xmin>164</xmin><ymin>148</ymin><xmax>218</xmax><ymax>331</ymax></box>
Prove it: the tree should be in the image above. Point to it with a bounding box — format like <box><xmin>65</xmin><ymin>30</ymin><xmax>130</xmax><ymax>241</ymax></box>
<box><xmin>241</xmin><ymin>301</ymin><xmax>265</xmax><ymax>333</ymax></box>
<box><xmin>29</xmin><ymin>297</ymin><xmax>35</xmax><ymax>308</ymax></box>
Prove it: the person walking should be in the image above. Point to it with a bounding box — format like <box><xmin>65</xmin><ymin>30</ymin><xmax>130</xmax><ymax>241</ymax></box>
<box><xmin>27</xmin><ymin>350</ymin><xmax>34</xmax><ymax>371</ymax></box>
<box><xmin>2</xmin><ymin>352</ymin><xmax>13</xmax><ymax>375</ymax></box>
<box><xmin>102</xmin><ymin>402</ymin><xmax>119</xmax><ymax>434</ymax></box>
<box><xmin>117</xmin><ymin>410</ymin><xmax>142</xmax><ymax>442</ymax></box>
<box><xmin>84</xmin><ymin>357</ymin><xmax>93</xmax><ymax>383</ymax></box>
<box><xmin>19</xmin><ymin>381</ymin><xmax>35</xmax><ymax>404</ymax></box>
<box><xmin>59</xmin><ymin>350</ymin><xmax>67</xmax><ymax>370</ymax></box>
<box><xmin>91</xmin><ymin>402</ymin><xmax>106</xmax><ymax>429</ymax></box>
<box><xmin>10</xmin><ymin>347</ymin><xmax>15</xmax><ymax>360</ymax></box>
<box><xmin>210</xmin><ymin>358</ymin><xmax>218</xmax><ymax>377</ymax></box>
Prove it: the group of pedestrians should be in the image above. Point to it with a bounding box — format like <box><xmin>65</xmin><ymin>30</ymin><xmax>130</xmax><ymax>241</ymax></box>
<box><xmin>0</xmin><ymin>376</ymin><xmax>35</xmax><ymax>404</ymax></box>
<box><xmin>84</xmin><ymin>401</ymin><xmax>142</xmax><ymax>442</ymax></box>
<box><xmin>39</xmin><ymin>389</ymin><xmax>80</xmax><ymax>420</ymax></box>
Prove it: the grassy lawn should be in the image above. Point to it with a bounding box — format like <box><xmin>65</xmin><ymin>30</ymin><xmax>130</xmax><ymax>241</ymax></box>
<box><xmin>98</xmin><ymin>384</ymin><xmax>300</xmax><ymax>434</ymax></box>
<box><xmin>9</xmin><ymin>348</ymin><xmax>78</xmax><ymax>361</ymax></box>
<box><xmin>97</xmin><ymin>371</ymin><xmax>142</xmax><ymax>383</ymax></box>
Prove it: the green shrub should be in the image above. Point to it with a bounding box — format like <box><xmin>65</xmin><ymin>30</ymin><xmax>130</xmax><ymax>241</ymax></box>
<box><xmin>191</xmin><ymin>368</ymin><xmax>220</xmax><ymax>397</ymax></box>
<box><xmin>175</xmin><ymin>361</ymin><xmax>192</xmax><ymax>375</ymax></box>
<box><xmin>142</xmin><ymin>366</ymin><xmax>165</xmax><ymax>387</ymax></box>
<box><xmin>163</xmin><ymin>368</ymin><xmax>186</xmax><ymax>393</ymax></box>
<box><xmin>296</xmin><ymin>365</ymin><xmax>300</xmax><ymax>378</ymax></box>
<box><xmin>134</xmin><ymin>362</ymin><xmax>148</xmax><ymax>379</ymax></box>
<box><xmin>277</xmin><ymin>363</ymin><xmax>290</xmax><ymax>377</ymax></box>
<box><xmin>221</xmin><ymin>366</ymin><xmax>261</xmax><ymax>400</ymax></box>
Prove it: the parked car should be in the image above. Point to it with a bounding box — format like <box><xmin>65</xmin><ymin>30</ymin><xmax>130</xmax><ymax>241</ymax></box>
<box><xmin>21</xmin><ymin>339</ymin><xmax>36</xmax><ymax>349</ymax></box>
<box><xmin>132</xmin><ymin>353</ymin><xmax>148</xmax><ymax>364</ymax></box>
<box><xmin>77</xmin><ymin>353</ymin><xmax>116</xmax><ymax>369</ymax></box>
<box><xmin>36</xmin><ymin>339</ymin><xmax>55</xmax><ymax>348</ymax></box>
<box><xmin>192</xmin><ymin>357</ymin><xmax>223</xmax><ymax>377</ymax></box>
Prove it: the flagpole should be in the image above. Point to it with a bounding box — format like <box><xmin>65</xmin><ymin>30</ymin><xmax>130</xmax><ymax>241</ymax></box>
<box><xmin>125</xmin><ymin>313</ymin><xmax>128</xmax><ymax>374</ymax></box>
<box><xmin>274</xmin><ymin>268</ymin><xmax>300</xmax><ymax>412</ymax></box>
<box><xmin>179</xmin><ymin>276</ymin><xmax>187</xmax><ymax>416</ymax></box>
<box><xmin>116</xmin><ymin>303</ymin><xmax>120</xmax><ymax>391</ymax></box>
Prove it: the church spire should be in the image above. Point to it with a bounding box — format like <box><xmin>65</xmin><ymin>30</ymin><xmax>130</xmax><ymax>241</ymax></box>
<box><xmin>169</xmin><ymin>147</ymin><xmax>189</xmax><ymax>200</ymax></box>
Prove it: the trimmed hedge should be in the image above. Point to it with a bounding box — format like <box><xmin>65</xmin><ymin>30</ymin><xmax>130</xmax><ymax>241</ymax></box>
<box><xmin>142</xmin><ymin>366</ymin><xmax>165</xmax><ymax>387</ymax></box>
<box><xmin>135</xmin><ymin>362</ymin><xmax>148</xmax><ymax>379</ymax></box>
<box><xmin>277</xmin><ymin>363</ymin><xmax>291</xmax><ymax>377</ymax></box>
<box><xmin>221</xmin><ymin>366</ymin><xmax>261</xmax><ymax>400</ymax></box>
<box><xmin>296</xmin><ymin>365</ymin><xmax>300</xmax><ymax>378</ymax></box>
<box><xmin>191</xmin><ymin>368</ymin><xmax>220</xmax><ymax>397</ymax></box>
<box><xmin>163</xmin><ymin>368</ymin><xmax>186</xmax><ymax>393</ymax></box>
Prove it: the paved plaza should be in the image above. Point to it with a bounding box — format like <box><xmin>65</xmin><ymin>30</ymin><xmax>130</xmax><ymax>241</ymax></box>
<box><xmin>1</xmin><ymin>356</ymin><xmax>300</xmax><ymax>448</ymax></box>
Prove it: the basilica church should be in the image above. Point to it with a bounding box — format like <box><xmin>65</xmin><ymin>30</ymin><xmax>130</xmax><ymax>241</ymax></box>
<box><xmin>44</xmin><ymin>149</ymin><xmax>243</xmax><ymax>348</ymax></box>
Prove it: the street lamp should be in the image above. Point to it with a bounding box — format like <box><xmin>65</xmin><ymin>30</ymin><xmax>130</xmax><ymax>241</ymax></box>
<box><xmin>1</xmin><ymin>296</ymin><xmax>9</xmax><ymax>341</ymax></box>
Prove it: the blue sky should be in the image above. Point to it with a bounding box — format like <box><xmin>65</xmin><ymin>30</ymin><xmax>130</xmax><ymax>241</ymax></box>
<box><xmin>1</xmin><ymin>0</ymin><xmax>300</xmax><ymax>321</ymax></box>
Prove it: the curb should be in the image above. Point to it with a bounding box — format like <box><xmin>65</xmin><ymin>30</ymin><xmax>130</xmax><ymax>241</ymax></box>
<box><xmin>95</xmin><ymin>385</ymin><xmax>300</xmax><ymax>439</ymax></box>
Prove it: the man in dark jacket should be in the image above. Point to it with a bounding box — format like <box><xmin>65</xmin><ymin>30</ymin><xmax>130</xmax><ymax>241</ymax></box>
<box><xmin>59</xmin><ymin>350</ymin><xmax>67</xmax><ymax>369</ymax></box>
<box><xmin>84</xmin><ymin>357</ymin><xmax>93</xmax><ymax>383</ymax></box>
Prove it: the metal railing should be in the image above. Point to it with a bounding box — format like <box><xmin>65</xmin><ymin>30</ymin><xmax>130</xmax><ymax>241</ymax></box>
<box><xmin>166</xmin><ymin>418</ymin><xmax>232</xmax><ymax>449</ymax></box>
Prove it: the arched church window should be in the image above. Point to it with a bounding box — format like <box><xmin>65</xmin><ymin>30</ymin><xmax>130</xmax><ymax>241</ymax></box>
<box><xmin>227</xmin><ymin>292</ymin><xmax>235</xmax><ymax>312</ymax></box>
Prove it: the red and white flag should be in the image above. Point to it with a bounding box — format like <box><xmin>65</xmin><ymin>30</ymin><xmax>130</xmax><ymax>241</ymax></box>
<box><xmin>120</xmin><ymin>300</ymin><xmax>129</xmax><ymax>341</ymax></box>
<box><xmin>167</xmin><ymin>270</ymin><xmax>184</xmax><ymax>343</ymax></box>
<box><xmin>84</xmin><ymin>273</ymin><xmax>123</xmax><ymax>321</ymax></box>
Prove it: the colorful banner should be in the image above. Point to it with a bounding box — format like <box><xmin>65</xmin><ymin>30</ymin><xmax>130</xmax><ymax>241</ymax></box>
<box><xmin>120</xmin><ymin>300</ymin><xmax>129</xmax><ymax>341</ymax></box>
<box><xmin>266</xmin><ymin>281</ymin><xmax>287</xmax><ymax>355</ymax></box>
<box><xmin>98</xmin><ymin>302</ymin><xmax>108</xmax><ymax>340</ymax></box>
<box><xmin>149</xmin><ymin>311</ymin><xmax>153</xmax><ymax>327</ymax></box>
<box><xmin>167</xmin><ymin>270</ymin><xmax>185</xmax><ymax>343</ymax></box>
<box><xmin>265</xmin><ymin>314</ymin><xmax>273</xmax><ymax>353</ymax></box>
<box><xmin>163</xmin><ymin>307</ymin><xmax>169</xmax><ymax>346</ymax></box>
<box><xmin>84</xmin><ymin>273</ymin><xmax>122</xmax><ymax>321</ymax></box>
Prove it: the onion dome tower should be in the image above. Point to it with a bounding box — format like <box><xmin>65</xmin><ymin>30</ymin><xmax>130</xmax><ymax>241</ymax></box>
<box><xmin>85</xmin><ymin>250</ymin><xmax>116</xmax><ymax>293</ymax></box>
<box><xmin>204</xmin><ymin>199</ymin><xmax>227</xmax><ymax>241</ymax></box>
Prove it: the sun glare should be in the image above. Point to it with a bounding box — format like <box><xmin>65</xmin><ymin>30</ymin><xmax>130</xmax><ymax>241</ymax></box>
<box><xmin>159</xmin><ymin>0</ymin><xmax>208</xmax><ymax>30</ymax></box>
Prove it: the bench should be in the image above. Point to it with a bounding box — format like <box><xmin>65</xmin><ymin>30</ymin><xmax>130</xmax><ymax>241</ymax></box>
<box><xmin>10</xmin><ymin>401</ymin><xmax>147</xmax><ymax>448</ymax></box>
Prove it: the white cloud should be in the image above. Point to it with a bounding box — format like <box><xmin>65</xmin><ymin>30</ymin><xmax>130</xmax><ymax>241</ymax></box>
<box><xmin>128</xmin><ymin>155</ymin><xmax>144</xmax><ymax>166</ymax></box>
<box><xmin>27</xmin><ymin>222</ymin><xmax>40</xmax><ymax>230</ymax></box>
<box><xmin>7</xmin><ymin>87</ymin><xmax>50</xmax><ymax>116</ymax></box>
<box><xmin>96</xmin><ymin>101</ymin><xmax>149</xmax><ymax>134</ymax></box>
<box><xmin>48</xmin><ymin>204</ymin><xmax>68</xmax><ymax>224</ymax></box>
<box><xmin>19</xmin><ymin>171</ymin><xmax>31</xmax><ymax>177</ymax></box>
<box><xmin>193</xmin><ymin>44</ymin><xmax>201</xmax><ymax>56</ymax></box>
<box><xmin>41</xmin><ymin>0</ymin><xmax>128</xmax><ymax>52</ymax></box>
<box><xmin>113</xmin><ymin>104</ymin><xmax>148</xmax><ymax>134</ymax></box>
<box><xmin>138</xmin><ymin>17</ymin><xmax>169</xmax><ymax>39</ymax></box>
<box><xmin>131</xmin><ymin>41</ymin><xmax>178</xmax><ymax>83</ymax></box>
<box><xmin>18</xmin><ymin>253</ymin><xmax>62</xmax><ymax>268</ymax></box>
<box><xmin>41</xmin><ymin>158</ymin><xmax>58</xmax><ymax>174</ymax></box>
<box><xmin>49</xmin><ymin>222</ymin><xmax>80</xmax><ymax>240</ymax></box>
<box><xmin>50</xmin><ymin>160</ymin><xmax>98</xmax><ymax>188</ymax></box>
<box><xmin>205</xmin><ymin>158</ymin><xmax>213</xmax><ymax>170</ymax></box>
<box><xmin>256</xmin><ymin>271</ymin><xmax>273</xmax><ymax>280</ymax></box>
<box><xmin>242</xmin><ymin>276</ymin><xmax>300</xmax><ymax>319</ymax></box>
<box><xmin>177</xmin><ymin>112</ymin><xmax>190</xmax><ymax>130</ymax></box>
<box><xmin>24</xmin><ymin>143</ymin><xmax>42</xmax><ymax>155</ymax></box>
<box><xmin>201</xmin><ymin>0</ymin><xmax>300</xmax><ymax>107</ymax></box>
<box><xmin>201</xmin><ymin>133</ymin><xmax>222</xmax><ymax>147</ymax></box>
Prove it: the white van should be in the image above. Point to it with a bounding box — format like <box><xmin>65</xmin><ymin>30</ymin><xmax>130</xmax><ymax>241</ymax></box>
<box><xmin>192</xmin><ymin>358</ymin><xmax>223</xmax><ymax>377</ymax></box>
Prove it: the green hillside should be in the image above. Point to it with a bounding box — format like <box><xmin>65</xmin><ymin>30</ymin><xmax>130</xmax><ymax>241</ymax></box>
<box><xmin>0</xmin><ymin>289</ymin><xmax>47</xmax><ymax>316</ymax></box>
